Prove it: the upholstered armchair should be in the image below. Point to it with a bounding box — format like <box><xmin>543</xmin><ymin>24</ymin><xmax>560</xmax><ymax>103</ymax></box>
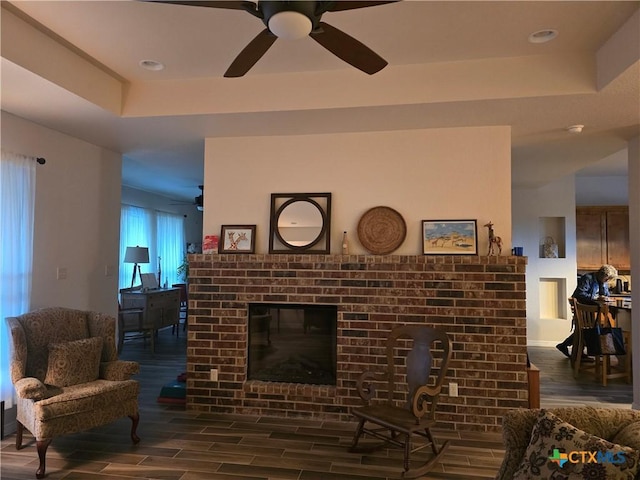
<box><xmin>496</xmin><ymin>406</ymin><xmax>640</xmax><ymax>480</ymax></box>
<box><xmin>6</xmin><ymin>307</ymin><xmax>141</xmax><ymax>479</ymax></box>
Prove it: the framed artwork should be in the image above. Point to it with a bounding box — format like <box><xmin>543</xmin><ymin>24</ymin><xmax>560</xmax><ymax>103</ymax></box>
<box><xmin>203</xmin><ymin>235</ymin><xmax>219</xmax><ymax>254</ymax></box>
<box><xmin>422</xmin><ymin>220</ymin><xmax>478</xmax><ymax>255</ymax></box>
<box><xmin>219</xmin><ymin>225</ymin><xmax>256</xmax><ymax>253</ymax></box>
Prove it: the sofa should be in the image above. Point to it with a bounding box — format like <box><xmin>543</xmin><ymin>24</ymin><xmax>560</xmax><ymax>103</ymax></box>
<box><xmin>496</xmin><ymin>406</ymin><xmax>640</xmax><ymax>480</ymax></box>
<box><xmin>6</xmin><ymin>307</ymin><xmax>140</xmax><ymax>478</ymax></box>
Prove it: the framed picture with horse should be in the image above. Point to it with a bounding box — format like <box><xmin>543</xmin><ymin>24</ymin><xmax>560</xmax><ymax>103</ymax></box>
<box><xmin>422</xmin><ymin>220</ymin><xmax>478</xmax><ymax>255</ymax></box>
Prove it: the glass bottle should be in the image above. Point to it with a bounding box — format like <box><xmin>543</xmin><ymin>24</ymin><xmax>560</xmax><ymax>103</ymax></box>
<box><xmin>342</xmin><ymin>231</ymin><xmax>349</xmax><ymax>254</ymax></box>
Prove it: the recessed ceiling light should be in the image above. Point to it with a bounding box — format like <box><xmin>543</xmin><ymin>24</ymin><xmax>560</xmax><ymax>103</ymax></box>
<box><xmin>567</xmin><ymin>124</ymin><xmax>584</xmax><ymax>134</ymax></box>
<box><xmin>139</xmin><ymin>59</ymin><xmax>165</xmax><ymax>71</ymax></box>
<box><xmin>528</xmin><ymin>29</ymin><xmax>558</xmax><ymax>44</ymax></box>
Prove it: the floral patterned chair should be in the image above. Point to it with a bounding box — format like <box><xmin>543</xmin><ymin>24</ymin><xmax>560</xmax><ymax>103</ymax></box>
<box><xmin>6</xmin><ymin>307</ymin><xmax>141</xmax><ymax>478</ymax></box>
<box><xmin>496</xmin><ymin>406</ymin><xmax>640</xmax><ymax>480</ymax></box>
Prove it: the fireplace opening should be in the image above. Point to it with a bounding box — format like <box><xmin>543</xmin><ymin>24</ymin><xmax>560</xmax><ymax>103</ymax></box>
<box><xmin>248</xmin><ymin>303</ymin><xmax>337</xmax><ymax>385</ymax></box>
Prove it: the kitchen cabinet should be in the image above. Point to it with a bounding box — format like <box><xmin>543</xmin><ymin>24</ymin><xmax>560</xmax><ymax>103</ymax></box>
<box><xmin>606</xmin><ymin>209</ymin><xmax>630</xmax><ymax>270</ymax></box>
<box><xmin>576</xmin><ymin>206</ymin><xmax>629</xmax><ymax>271</ymax></box>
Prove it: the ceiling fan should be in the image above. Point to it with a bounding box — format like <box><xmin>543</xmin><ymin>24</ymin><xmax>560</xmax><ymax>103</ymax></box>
<box><xmin>194</xmin><ymin>185</ymin><xmax>204</xmax><ymax>211</ymax></box>
<box><xmin>147</xmin><ymin>1</ymin><xmax>398</xmax><ymax>77</ymax></box>
<box><xmin>170</xmin><ymin>185</ymin><xmax>204</xmax><ymax>211</ymax></box>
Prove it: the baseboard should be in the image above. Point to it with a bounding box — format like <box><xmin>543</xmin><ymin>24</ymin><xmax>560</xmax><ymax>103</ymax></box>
<box><xmin>527</xmin><ymin>340</ymin><xmax>559</xmax><ymax>347</ymax></box>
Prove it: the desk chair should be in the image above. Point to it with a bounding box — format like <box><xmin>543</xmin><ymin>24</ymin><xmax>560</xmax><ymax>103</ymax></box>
<box><xmin>172</xmin><ymin>283</ymin><xmax>188</xmax><ymax>335</ymax></box>
<box><xmin>117</xmin><ymin>304</ymin><xmax>147</xmax><ymax>353</ymax></box>
<box><xmin>118</xmin><ymin>287</ymin><xmax>149</xmax><ymax>352</ymax></box>
<box><xmin>572</xmin><ymin>299</ymin><xmax>630</xmax><ymax>385</ymax></box>
<box><xmin>571</xmin><ymin>299</ymin><xmax>600</xmax><ymax>379</ymax></box>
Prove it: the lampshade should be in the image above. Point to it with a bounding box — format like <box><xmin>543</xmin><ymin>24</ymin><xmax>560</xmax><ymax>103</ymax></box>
<box><xmin>124</xmin><ymin>246</ymin><xmax>149</xmax><ymax>264</ymax></box>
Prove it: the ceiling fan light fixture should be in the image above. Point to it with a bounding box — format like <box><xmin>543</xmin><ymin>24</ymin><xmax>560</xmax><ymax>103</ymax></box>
<box><xmin>528</xmin><ymin>29</ymin><xmax>558</xmax><ymax>44</ymax></box>
<box><xmin>567</xmin><ymin>124</ymin><xmax>584</xmax><ymax>134</ymax></box>
<box><xmin>268</xmin><ymin>11</ymin><xmax>312</xmax><ymax>39</ymax></box>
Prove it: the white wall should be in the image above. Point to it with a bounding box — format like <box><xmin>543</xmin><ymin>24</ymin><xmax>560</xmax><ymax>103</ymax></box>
<box><xmin>576</xmin><ymin>175</ymin><xmax>628</xmax><ymax>206</ymax></box>
<box><xmin>202</xmin><ymin>126</ymin><xmax>512</xmax><ymax>254</ymax></box>
<box><xmin>2</xmin><ymin>111</ymin><xmax>121</xmax><ymax>317</ymax></box>
<box><xmin>512</xmin><ymin>175</ymin><xmax>578</xmax><ymax>346</ymax></box>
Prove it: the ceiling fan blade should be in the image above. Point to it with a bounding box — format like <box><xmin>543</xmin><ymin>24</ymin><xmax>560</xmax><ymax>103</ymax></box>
<box><xmin>310</xmin><ymin>22</ymin><xmax>387</xmax><ymax>74</ymax></box>
<box><xmin>324</xmin><ymin>1</ymin><xmax>398</xmax><ymax>12</ymax></box>
<box><xmin>224</xmin><ymin>29</ymin><xmax>277</xmax><ymax>77</ymax></box>
<box><xmin>144</xmin><ymin>1</ymin><xmax>254</xmax><ymax>10</ymax></box>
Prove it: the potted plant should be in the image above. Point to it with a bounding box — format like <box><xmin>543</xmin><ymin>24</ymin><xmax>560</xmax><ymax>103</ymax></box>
<box><xmin>176</xmin><ymin>254</ymin><xmax>189</xmax><ymax>283</ymax></box>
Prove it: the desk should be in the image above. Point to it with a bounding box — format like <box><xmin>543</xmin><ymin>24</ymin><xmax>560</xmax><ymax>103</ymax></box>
<box><xmin>608</xmin><ymin>294</ymin><xmax>632</xmax><ymax>308</ymax></box>
<box><xmin>613</xmin><ymin>304</ymin><xmax>632</xmax><ymax>334</ymax></box>
<box><xmin>120</xmin><ymin>288</ymin><xmax>180</xmax><ymax>353</ymax></box>
<box><xmin>603</xmin><ymin>295</ymin><xmax>632</xmax><ymax>329</ymax></box>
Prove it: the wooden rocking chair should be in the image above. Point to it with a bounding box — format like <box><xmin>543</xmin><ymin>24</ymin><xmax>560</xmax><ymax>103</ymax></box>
<box><xmin>349</xmin><ymin>325</ymin><xmax>453</xmax><ymax>478</ymax></box>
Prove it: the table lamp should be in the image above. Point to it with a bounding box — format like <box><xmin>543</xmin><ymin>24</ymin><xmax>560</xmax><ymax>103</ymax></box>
<box><xmin>124</xmin><ymin>246</ymin><xmax>149</xmax><ymax>287</ymax></box>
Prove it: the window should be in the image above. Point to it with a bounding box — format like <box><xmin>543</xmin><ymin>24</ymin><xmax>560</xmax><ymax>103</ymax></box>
<box><xmin>119</xmin><ymin>205</ymin><xmax>152</xmax><ymax>290</ymax></box>
<box><xmin>0</xmin><ymin>150</ymin><xmax>36</xmax><ymax>408</ymax></box>
<box><xmin>119</xmin><ymin>205</ymin><xmax>185</xmax><ymax>290</ymax></box>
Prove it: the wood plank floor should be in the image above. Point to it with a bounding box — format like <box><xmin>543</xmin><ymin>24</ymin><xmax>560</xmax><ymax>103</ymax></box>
<box><xmin>528</xmin><ymin>345</ymin><xmax>633</xmax><ymax>409</ymax></box>
<box><xmin>2</xmin><ymin>331</ymin><xmax>631</xmax><ymax>480</ymax></box>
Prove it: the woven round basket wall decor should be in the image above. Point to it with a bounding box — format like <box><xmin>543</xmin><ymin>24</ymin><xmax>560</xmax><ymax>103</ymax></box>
<box><xmin>357</xmin><ymin>206</ymin><xmax>407</xmax><ymax>254</ymax></box>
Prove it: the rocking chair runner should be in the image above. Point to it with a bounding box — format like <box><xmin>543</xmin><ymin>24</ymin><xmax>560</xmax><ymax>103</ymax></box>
<box><xmin>349</xmin><ymin>325</ymin><xmax>453</xmax><ymax>478</ymax></box>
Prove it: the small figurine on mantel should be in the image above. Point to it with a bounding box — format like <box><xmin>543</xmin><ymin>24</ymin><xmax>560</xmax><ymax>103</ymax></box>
<box><xmin>484</xmin><ymin>221</ymin><xmax>502</xmax><ymax>256</ymax></box>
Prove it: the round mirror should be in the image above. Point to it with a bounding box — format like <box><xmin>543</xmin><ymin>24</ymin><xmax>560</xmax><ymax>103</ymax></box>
<box><xmin>275</xmin><ymin>199</ymin><xmax>325</xmax><ymax>248</ymax></box>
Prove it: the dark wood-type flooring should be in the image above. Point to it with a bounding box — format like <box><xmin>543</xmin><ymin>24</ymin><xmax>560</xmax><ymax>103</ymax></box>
<box><xmin>528</xmin><ymin>345</ymin><xmax>632</xmax><ymax>409</ymax></box>
<box><xmin>1</xmin><ymin>329</ymin><xmax>632</xmax><ymax>479</ymax></box>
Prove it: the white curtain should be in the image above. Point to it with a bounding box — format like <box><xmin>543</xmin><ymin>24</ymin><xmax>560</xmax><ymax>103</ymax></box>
<box><xmin>157</xmin><ymin>211</ymin><xmax>185</xmax><ymax>287</ymax></box>
<box><xmin>0</xmin><ymin>150</ymin><xmax>36</xmax><ymax>408</ymax></box>
<box><xmin>119</xmin><ymin>205</ymin><xmax>153</xmax><ymax>290</ymax></box>
<box><xmin>119</xmin><ymin>206</ymin><xmax>184</xmax><ymax>290</ymax></box>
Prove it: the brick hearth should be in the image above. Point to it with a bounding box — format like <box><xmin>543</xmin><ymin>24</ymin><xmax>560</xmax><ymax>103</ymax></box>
<box><xmin>187</xmin><ymin>254</ymin><xmax>528</xmax><ymax>433</ymax></box>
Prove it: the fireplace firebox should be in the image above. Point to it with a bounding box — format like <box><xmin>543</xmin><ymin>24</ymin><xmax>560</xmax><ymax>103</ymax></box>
<box><xmin>248</xmin><ymin>303</ymin><xmax>337</xmax><ymax>385</ymax></box>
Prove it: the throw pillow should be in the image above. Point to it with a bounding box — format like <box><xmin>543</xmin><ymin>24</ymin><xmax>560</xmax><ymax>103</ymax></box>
<box><xmin>44</xmin><ymin>337</ymin><xmax>103</xmax><ymax>387</ymax></box>
<box><xmin>513</xmin><ymin>409</ymin><xmax>640</xmax><ymax>480</ymax></box>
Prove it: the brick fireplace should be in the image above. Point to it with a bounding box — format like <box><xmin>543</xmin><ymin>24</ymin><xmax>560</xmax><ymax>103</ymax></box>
<box><xmin>187</xmin><ymin>254</ymin><xmax>528</xmax><ymax>433</ymax></box>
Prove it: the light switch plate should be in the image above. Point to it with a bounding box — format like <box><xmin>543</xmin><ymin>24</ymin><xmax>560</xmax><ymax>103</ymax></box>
<box><xmin>449</xmin><ymin>382</ymin><xmax>458</xmax><ymax>397</ymax></box>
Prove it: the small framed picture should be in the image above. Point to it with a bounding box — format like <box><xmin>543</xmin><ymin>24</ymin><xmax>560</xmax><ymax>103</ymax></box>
<box><xmin>203</xmin><ymin>235</ymin><xmax>219</xmax><ymax>254</ymax></box>
<box><xmin>422</xmin><ymin>220</ymin><xmax>478</xmax><ymax>255</ymax></box>
<box><xmin>219</xmin><ymin>225</ymin><xmax>256</xmax><ymax>253</ymax></box>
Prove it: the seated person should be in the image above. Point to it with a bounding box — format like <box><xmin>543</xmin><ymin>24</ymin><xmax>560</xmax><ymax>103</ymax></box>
<box><xmin>556</xmin><ymin>264</ymin><xmax>617</xmax><ymax>358</ymax></box>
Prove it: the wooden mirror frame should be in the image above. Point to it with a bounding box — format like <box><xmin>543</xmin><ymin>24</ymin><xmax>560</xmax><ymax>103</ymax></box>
<box><xmin>269</xmin><ymin>193</ymin><xmax>331</xmax><ymax>254</ymax></box>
